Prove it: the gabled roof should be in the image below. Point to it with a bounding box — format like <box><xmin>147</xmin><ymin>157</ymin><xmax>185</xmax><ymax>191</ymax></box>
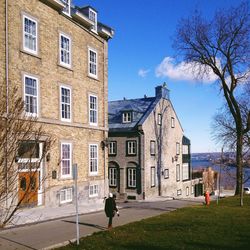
<box><xmin>108</xmin><ymin>97</ymin><xmax>156</xmax><ymax>132</ymax></box>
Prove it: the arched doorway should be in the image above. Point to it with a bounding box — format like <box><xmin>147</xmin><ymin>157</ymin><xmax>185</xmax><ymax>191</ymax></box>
<box><xmin>108</xmin><ymin>161</ymin><xmax>120</xmax><ymax>193</ymax></box>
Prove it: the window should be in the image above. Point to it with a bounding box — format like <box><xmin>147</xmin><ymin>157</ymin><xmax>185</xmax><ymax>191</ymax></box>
<box><xmin>24</xmin><ymin>75</ymin><xmax>38</xmax><ymax>116</ymax></box>
<box><xmin>164</xmin><ymin>169</ymin><xmax>169</xmax><ymax>179</ymax></box>
<box><xmin>60</xmin><ymin>33</ymin><xmax>71</xmax><ymax>67</ymax></box>
<box><xmin>127</xmin><ymin>168</ymin><xmax>136</xmax><ymax>188</ymax></box>
<box><xmin>122</xmin><ymin>112</ymin><xmax>132</xmax><ymax>123</ymax></box>
<box><xmin>127</xmin><ymin>141</ymin><xmax>137</xmax><ymax>155</ymax></box>
<box><xmin>176</xmin><ymin>164</ymin><xmax>180</xmax><ymax>181</ymax></box>
<box><xmin>23</xmin><ymin>15</ymin><xmax>37</xmax><ymax>54</ymax></box>
<box><xmin>182</xmin><ymin>145</ymin><xmax>189</xmax><ymax>155</ymax></box>
<box><xmin>109</xmin><ymin>167</ymin><xmax>117</xmax><ymax>187</ymax></box>
<box><xmin>62</xmin><ymin>0</ymin><xmax>71</xmax><ymax>16</ymax></box>
<box><xmin>177</xmin><ymin>189</ymin><xmax>182</xmax><ymax>196</ymax></box>
<box><xmin>61</xmin><ymin>143</ymin><xmax>72</xmax><ymax>178</ymax></box>
<box><xmin>176</xmin><ymin>142</ymin><xmax>180</xmax><ymax>155</ymax></box>
<box><xmin>60</xmin><ymin>86</ymin><xmax>71</xmax><ymax>122</ymax></box>
<box><xmin>88</xmin><ymin>48</ymin><xmax>97</xmax><ymax>78</ymax></box>
<box><xmin>89</xmin><ymin>184</ymin><xmax>99</xmax><ymax>197</ymax></box>
<box><xmin>182</xmin><ymin>163</ymin><xmax>190</xmax><ymax>180</ymax></box>
<box><xmin>186</xmin><ymin>186</ymin><xmax>189</xmax><ymax>196</ymax></box>
<box><xmin>18</xmin><ymin>141</ymin><xmax>40</xmax><ymax>159</ymax></box>
<box><xmin>191</xmin><ymin>185</ymin><xmax>194</xmax><ymax>194</ymax></box>
<box><xmin>89</xmin><ymin>144</ymin><xmax>98</xmax><ymax>174</ymax></box>
<box><xmin>60</xmin><ymin>188</ymin><xmax>72</xmax><ymax>204</ymax></box>
<box><xmin>151</xmin><ymin>167</ymin><xmax>155</xmax><ymax>187</ymax></box>
<box><xmin>171</xmin><ymin>117</ymin><xmax>175</xmax><ymax>128</ymax></box>
<box><xmin>150</xmin><ymin>141</ymin><xmax>156</xmax><ymax>155</ymax></box>
<box><xmin>108</xmin><ymin>141</ymin><xmax>117</xmax><ymax>155</ymax></box>
<box><xmin>157</xmin><ymin>113</ymin><xmax>162</xmax><ymax>125</ymax></box>
<box><xmin>89</xmin><ymin>95</ymin><xmax>98</xmax><ymax>125</ymax></box>
<box><xmin>89</xmin><ymin>9</ymin><xmax>97</xmax><ymax>32</ymax></box>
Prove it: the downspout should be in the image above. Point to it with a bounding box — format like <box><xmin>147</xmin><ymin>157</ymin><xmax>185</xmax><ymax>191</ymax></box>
<box><xmin>5</xmin><ymin>0</ymin><xmax>9</xmax><ymax>208</ymax></box>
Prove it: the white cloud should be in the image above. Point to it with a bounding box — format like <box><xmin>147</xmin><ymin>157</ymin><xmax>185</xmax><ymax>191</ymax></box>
<box><xmin>155</xmin><ymin>57</ymin><xmax>218</xmax><ymax>83</ymax></box>
<box><xmin>138</xmin><ymin>68</ymin><xmax>150</xmax><ymax>78</ymax></box>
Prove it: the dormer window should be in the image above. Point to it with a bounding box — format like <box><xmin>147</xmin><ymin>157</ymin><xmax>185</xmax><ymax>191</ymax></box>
<box><xmin>122</xmin><ymin>112</ymin><xmax>132</xmax><ymax>123</ymax></box>
<box><xmin>62</xmin><ymin>0</ymin><xmax>71</xmax><ymax>16</ymax></box>
<box><xmin>89</xmin><ymin>9</ymin><xmax>97</xmax><ymax>32</ymax></box>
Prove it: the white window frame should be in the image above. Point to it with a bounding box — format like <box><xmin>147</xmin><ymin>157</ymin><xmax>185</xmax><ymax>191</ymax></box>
<box><xmin>122</xmin><ymin>112</ymin><xmax>132</xmax><ymax>123</ymax></box>
<box><xmin>59</xmin><ymin>33</ymin><xmax>71</xmax><ymax>68</ymax></box>
<box><xmin>89</xmin><ymin>184</ymin><xmax>99</xmax><ymax>197</ymax></box>
<box><xmin>127</xmin><ymin>141</ymin><xmax>136</xmax><ymax>155</ymax></box>
<box><xmin>109</xmin><ymin>167</ymin><xmax>117</xmax><ymax>187</ymax></box>
<box><xmin>60</xmin><ymin>85</ymin><xmax>71</xmax><ymax>122</ymax></box>
<box><xmin>89</xmin><ymin>9</ymin><xmax>97</xmax><ymax>33</ymax></box>
<box><xmin>157</xmin><ymin>113</ymin><xmax>162</xmax><ymax>125</ymax></box>
<box><xmin>23</xmin><ymin>74</ymin><xmax>39</xmax><ymax>117</ymax></box>
<box><xmin>89</xmin><ymin>94</ymin><xmax>98</xmax><ymax>126</ymax></box>
<box><xmin>176</xmin><ymin>142</ymin><xmax>180</xmax><ymax>155</ymax></box>
<box><xmin>23</xmin><ymin>14</ymin><xmax>38</xmax><ymax>55</ymax></box>
<box><xmin>108</xmin><ymin>141</ymin><xmax>117</xmax><ymax>155</ymax></box>
<box><xmin>88</xmin><ymin>48</ymin><xmax>98</xmax><ymax>78</ymax></box>
<box><xmin>177</xmin><ymin>189</ymin><xmax>182</xmax><ymax>196</ymax></box>
<box><xmin>182</xmin><ymin>163</ymin><xmax>189</xmax><ymax>181</ymax></box>
<box><xmin>62</xmin><ymin>0</ymin><xmax>71</xmax><ymax>16</ymax></box>
<box><xmin>60</xmin><ymin>187</ymin><xmax>72</xmax><ymax>204</ymax></box>
<box><xmin>61</xmin><ymin>142</ymin><xmax>72</xmax><ymax>178</ymax></box>
<box><xmin>150</xmin><ymin>140</ymin><xmax>156</xmax><ymax>155</ymax></box>
<box><xmin>191</xmin><ymin>185</ymin><xmax>194</xmax><ymax>194</ymax></box>
<box><xmin>151</xmin><ymin>167</ymin><xmax>155</xmax><ymax>187</ymax></box>
<box><xmin>164</xmin><ymin>169</ymin><xmax>169</xmax><ymax>179</ymax></box>
<box><xmin>176</xmin><ymin>164</ymin><xmax>180</xmax><ymax>181</ymax></box>
<box><xmin>186</xmin><ymin>186</ymin><xmax>189</xmax><ymax>196</ymax></box>
<box><xmin>171</xmin><ymin>117</ymin><xmax>175</xmax><ymax>128</ymax></box>
<box><xmin>89</xmin><ymin>144</ymin><xmax>98</xmax><ymax>175</ymax></box>
<box><xmin>128</xmin><ymin>168</ymin><xmax>136</xmax><ymax>188</ymax></box>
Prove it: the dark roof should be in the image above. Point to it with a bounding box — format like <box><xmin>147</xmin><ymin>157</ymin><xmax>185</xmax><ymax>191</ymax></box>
<box><xmin>108</xmin><ymin>97</ymin><xmax>157</xmax><ymax>132</ymax></box>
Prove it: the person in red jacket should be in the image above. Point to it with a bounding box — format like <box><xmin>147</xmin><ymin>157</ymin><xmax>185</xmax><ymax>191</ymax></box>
<box><xmin>105</xmin><ymin>193</ymin><xmax>119</xmax><ymax>229</ymax></box>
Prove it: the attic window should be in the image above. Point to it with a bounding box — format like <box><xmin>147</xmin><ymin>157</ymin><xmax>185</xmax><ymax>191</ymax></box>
<box><xmin>62</xmin><ymin>0</ymin><xmax>71</xmax><ymax>16</ymax></box>
<box><xmin>122</xmin><ymin>112</ymin><xmax>132</xmax><ymax>123</ymax></box>
<box><xmin>89</xmin><ymin>9</ymin><xmax>97</xmax><ymax>32</ymax></box>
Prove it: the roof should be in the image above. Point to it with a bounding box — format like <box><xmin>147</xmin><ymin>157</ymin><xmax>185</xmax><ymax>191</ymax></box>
<box><xmin>108</xmin><ymin>97</ymin><xmax>156</xmax><ymax>132</ymax></box>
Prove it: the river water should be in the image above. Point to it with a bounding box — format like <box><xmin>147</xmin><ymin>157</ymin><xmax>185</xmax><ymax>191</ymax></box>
<box><xmin>192</xmin><ymin>159</ymin><xmax>250</xmax><ymax>189</ymax></box>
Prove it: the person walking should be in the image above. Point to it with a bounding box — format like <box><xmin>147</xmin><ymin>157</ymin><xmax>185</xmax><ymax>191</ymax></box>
<box><xmin>104</xmin><ymin>193</ymin><xmax>119</xmax><ymax>229</ymax></box>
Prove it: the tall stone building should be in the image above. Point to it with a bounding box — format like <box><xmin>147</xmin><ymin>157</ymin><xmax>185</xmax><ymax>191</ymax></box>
<box><xmin>108</xmin><ymin>85</ymin><xmax>193</xmax><ymax>200</ymax></box>
<box><xmin>1</xmin><ymin>0</ymin><xmax>114</xmax><ymax>208</ymax></box>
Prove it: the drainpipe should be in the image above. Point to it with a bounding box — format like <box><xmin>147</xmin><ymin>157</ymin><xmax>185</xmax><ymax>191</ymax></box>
<box><xmin>5</xmin><ymin>0</ymin><xmax>9</xmax><ymax>208</ymax></box>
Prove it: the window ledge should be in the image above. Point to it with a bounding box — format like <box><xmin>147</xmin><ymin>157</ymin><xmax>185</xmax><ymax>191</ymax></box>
<box><xmin>20</xmin><ymin>49</ymin><xmax>41</xmax><ymax>60</ymax></box>
<box><xmin>58</xmin><ymin>63</ymin><xmax>73</xmax><ymax>72</ymax></box>
<box><xmin>87</xmin><ymin>75</ymin><xmax>100</xmax><ymax>82</ymax></box>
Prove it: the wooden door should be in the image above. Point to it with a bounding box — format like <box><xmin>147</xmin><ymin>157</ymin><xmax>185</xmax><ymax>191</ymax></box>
<box><xmin>18</xmin><ymin>172</ymin><xmax>38</xmax><ymax>206</ymax></box>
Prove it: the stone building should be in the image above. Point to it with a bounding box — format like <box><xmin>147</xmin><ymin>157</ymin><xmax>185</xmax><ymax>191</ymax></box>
<box><xmin>1</xmin><ymin>0</ymin><xmax>113</xmax><ymax>208</ymax></box>
<box><xmin>108</xmin><ymin>84</ymin><xmax>193</xmax><ymax>200</ymax></box>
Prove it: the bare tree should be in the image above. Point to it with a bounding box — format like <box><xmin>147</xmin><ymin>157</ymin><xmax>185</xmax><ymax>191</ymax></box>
<box><xmin>174</xmin><ymin>2</ymin><xmax>250</xmax><ymax>205</ymax></box>
<box><xmin>0</xmin><ymin>87</ymin><xmax>52</xmax><ymax>227</ymax></box>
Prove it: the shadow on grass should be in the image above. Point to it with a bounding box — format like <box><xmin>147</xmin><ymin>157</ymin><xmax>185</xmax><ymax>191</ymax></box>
<box><xmin>62</xmin><ymin>220</ymin><xmax>106</xmax><ymax>230</ymax></box>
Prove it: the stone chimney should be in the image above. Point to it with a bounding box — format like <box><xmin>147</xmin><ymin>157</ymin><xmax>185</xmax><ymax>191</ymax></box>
<box><xmin>155</xmin><ymin>83</ymin><xmax>170</xmax><ymax>99</ymax></box>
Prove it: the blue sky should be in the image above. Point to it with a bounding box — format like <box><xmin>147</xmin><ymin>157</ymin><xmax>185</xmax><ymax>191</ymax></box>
<box><xmin>75</xmin><ymin>0</ymin><xmax>241</xmax><ymax>153</ymax></box>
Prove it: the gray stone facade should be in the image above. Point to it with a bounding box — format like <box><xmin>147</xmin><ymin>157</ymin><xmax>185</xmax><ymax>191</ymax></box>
<box><xmin>108</xmin><ymin>85</ymin><xmax>194</xmax><ymax>200</ymax></box>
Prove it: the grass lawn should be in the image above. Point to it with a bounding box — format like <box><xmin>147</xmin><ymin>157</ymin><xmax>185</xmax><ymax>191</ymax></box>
<box><xmin>59</xmin><ymin>196</ymin><xmax>250</xmax><ymax>250</ymax></box>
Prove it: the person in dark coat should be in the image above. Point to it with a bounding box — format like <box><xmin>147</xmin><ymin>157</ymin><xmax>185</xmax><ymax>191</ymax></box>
<box><xmin>105</xmin><ymin>193</ymin><xmax>119</xmax><ymax>229</ymax></box>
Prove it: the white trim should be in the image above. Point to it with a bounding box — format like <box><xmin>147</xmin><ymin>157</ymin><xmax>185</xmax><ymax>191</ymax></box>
<box><xmin>60</xmin><ymin>142</ymin><xmax>72</xmax><ymax>178</ymax></box>
<box><xmin>89</xmin><ymin>94</ymin><xmax>98</xmax><ymax>126</ymax></box>
<box><xmin>89</xmin><ymin>144</ymin><xmax>98</xmax><ymax>175</ymax></box>
<box><xmin>89</xmin><ymin>184</ymin><xmax>99</xmax><ymax>197</ymax></box>
<box><xmin>128</xmin><ymin>168</ymin><xmax>136</xmax><ymax>188</ymax></box>
<box><xmin>89</xmin><ymin>9</ymin><xmax>97</xmax><ymax>33</ymax></box>
<box><xmin>88</xmin><ymin>47</ymin><xmax>98</xmax><ymax>79</ymax></box>
<box><xmin>22</xmin><ymin>14</ymin><xmax>38</xmax><ymax>55</ymax></box>
<box><xmin>108</xmin><ymin>141</ymin><xmax>116</xmax><ymax>155</ymax></box>
<box><xmin>23</xmin><ymin>73</ymin><xmax>39</xmax><ymax>117</ymax></box>
<box><xmin>60</xmin><ymin>85</ymin><xmax>72</xmax><ymax>122</ymax></box>
<box><xmin>122</xmin><ymin>112</ymin><xmax>132</xmax><ymax>123</ymax></box>
<box><xmin>61</xmin><ymin>0</ymin><xmax>71</xmax><ymax>16</ymax></box>
<box><xmin>60</xmin><ymin>187</ymin><xmax>73</xmax><ymax>204</ymax></box>
<box><xmin>59</xmin><ymin>32</ymin><xmax>71</xmax><ymax>68</ymax></box>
